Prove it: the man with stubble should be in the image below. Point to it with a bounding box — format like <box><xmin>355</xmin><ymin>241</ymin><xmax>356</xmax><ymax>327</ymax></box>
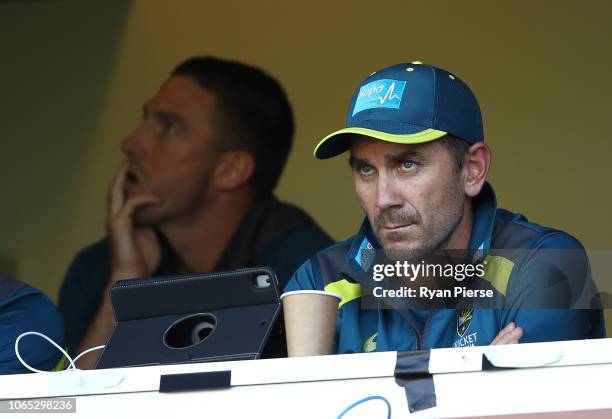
<box><xmin>59</xmin><ymin>57</ymin><xmax>332</xmax><ymax>368</ymax></box>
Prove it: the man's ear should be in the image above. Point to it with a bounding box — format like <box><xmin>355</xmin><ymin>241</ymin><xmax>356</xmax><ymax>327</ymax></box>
<box><xmin>463</xmin><ymin>142</ymin><xmax>492</xmax><ymax>198</ymax></box>
<box><xmin>213</xmin><ymin>150</ymin><xmax>255</xmax><ymax>191</ymax></box>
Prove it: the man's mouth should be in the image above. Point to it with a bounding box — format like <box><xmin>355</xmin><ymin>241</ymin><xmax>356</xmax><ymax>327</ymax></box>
<box><xmin>123</xmin><ymin>167</ymin><xmax>147</xmax><ymax>195</ymax></box>
<box><xmin>382</xmin><ymin>224</ymin><xmax>414</xmax><ymax>232</ymax></box>
<box><xmin>125</xmin><ymin>169</ymin><xmax>141</xmax><ymax>184</ymax></box>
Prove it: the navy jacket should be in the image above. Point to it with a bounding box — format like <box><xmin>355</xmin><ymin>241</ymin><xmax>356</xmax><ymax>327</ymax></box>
<box><xmin>285</xmin><ymin>183</ymin><xmax>605</xmax><ymax>353</ymax></box>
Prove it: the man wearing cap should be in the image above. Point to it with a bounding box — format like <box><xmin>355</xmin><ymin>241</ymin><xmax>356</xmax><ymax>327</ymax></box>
<box><xmin>284</xmin><ymin>62</ymin><xmax>605</xmax><ymax>352</ymax></box>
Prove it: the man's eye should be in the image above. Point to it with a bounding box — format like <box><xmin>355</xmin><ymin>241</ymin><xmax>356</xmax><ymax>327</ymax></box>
<box><xmin>400</xmin><ymin>161</ymin><xmax>416</xmax><ymax>172</ymax></box>
<box><xmin>158</xmin><ymin>120</ymin><xmax>177</xmax><ymax>136</ymax></box>
<box><xmin>359</xmin><ymin>165</ymin><xmax>374</xmax><ymax>176</ymax></box>
<box><xmin>165</xmin><ymin>123</ymin><xmax>177</xmax><ymax>135</ymax></box>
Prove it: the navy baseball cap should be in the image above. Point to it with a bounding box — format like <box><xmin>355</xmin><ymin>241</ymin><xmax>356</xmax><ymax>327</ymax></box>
<box><xmin>314</xmin><ymin>61</ymin><xmax>484</xmax><ymax>159</ymax></box>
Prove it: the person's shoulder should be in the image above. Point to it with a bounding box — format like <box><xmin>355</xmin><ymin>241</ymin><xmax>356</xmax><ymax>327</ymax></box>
<box><xmin>492</xmin><ymin>209</ymin><xmax>592</xmax><ymax>304</ymax></box>
<box><xmin>70</xmin><ymin>238</ymin><xmax>110</xmax><ymax>265</ymax></box>
<box><xmin>63</xmin><ymin>238</ymin><xmax>110</xmax><ymax>282</ymax></box>
<box><xmin>5</xmin><ymin>281</ymin><xmax>62</xmax><ymax>325</ymax></box>
<box><xmin>0</xmin><ymin>276</ymin><xmax>64</xmax><ymax>373</ymax></box>
<box><xmin>255</xmin><ymin>198</ymin><xmax>334</xmax><ymax>268</ymax></box>
<box><xmin>290</xmin><ymin>235</ymin><xmax>355</xmax><ymax>279</ymax></box>
<box><xmin>284</xmin><ymin>238</ymin><xmax>354</xmax><ymax>293</ymax></box>
<box><xmin>493</xmin><ymin>208</ymin><xmax>584</xmax><ymax>250</ymax></box>
<box><xmin>313</xmin><ymin>236</ymin><xmax>354</xmax><ymax>260</ymax></box>
<box><xmin>1</xmin><ymin>275</ymin><xmax>38</xmax><ymax>306</ymax></box>
<box><xmin>490</xmin><ymin>209</ymin><xmax>589</xmax><ymax>290</ymax></box>
<box><xmin>60</xmin><ymin>237</ymin><xmax>111</xmax><ymax>301</ymax></box>
<box><xmin>264</xmin><ymin>198</ymin><xmax>330</xmax><ymax>236</ymax></box>
<box><xmin>0</xmin><ymin>276</ymin><xmax>61</xmax><ymax>334</ymax></box>
<box><xmin>267</xmin><ymin>225</ymin><xmax>333</xmax><ymax>253</ymax></box>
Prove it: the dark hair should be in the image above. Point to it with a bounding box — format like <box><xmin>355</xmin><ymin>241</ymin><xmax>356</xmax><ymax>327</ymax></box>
<box><xmin>437</xmin><ymin>135</ymin><xmax>471</xmax><ymax>171</ymax></box>
<box><xmin>172</xmin><ymin>56</ymin><xmax>294</xmax><ymax>198</ymax></box>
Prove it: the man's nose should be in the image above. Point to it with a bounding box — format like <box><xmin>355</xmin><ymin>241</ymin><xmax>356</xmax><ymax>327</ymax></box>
<box><xmin>375</xmin><ymin>174</ymin><xmax>403</xmax><ymax>210</ymax></box>
<box><xmin>121</xmin><ymin>124</ymin><xmax>150</xmax><ymax>158</ymax></box>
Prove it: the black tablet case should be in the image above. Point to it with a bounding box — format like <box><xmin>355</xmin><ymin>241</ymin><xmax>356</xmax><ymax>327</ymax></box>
<box><xmin>95</xmin><ymin>267</ymin><xmax>281</xmax><ymax>369</ymax></box>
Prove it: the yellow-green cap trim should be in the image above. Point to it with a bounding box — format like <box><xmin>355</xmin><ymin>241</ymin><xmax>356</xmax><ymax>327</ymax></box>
<box><xmin>313</xmin><ymin>127</ymin><xmax>447</xmax><ymax>158</ymax></box>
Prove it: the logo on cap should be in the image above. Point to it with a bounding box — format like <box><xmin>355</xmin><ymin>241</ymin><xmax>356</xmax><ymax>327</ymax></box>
<box><xmin>352</xmin><ymin>79</ymin><xmax>406</xmax><ymax>116</ymax></box>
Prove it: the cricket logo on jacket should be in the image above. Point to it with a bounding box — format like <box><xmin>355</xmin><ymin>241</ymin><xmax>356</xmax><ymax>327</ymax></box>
<box><xmin>457</xmin><ymin>304</ymin><xmax>474</xmax><ymax>337</ymax></box>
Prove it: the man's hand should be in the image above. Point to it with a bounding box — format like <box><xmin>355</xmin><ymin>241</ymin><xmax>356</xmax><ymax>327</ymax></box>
<box><xmin>491</xmin><ymin>322</ymin><xmax>524</xmax><ymax>345</ymax></box>
<box><xmin>107</xmin><ymin>162</ymin><xmax>162</xmax><ymax>284</ymax></box>
<box><xmin>74</xmin><ymin>162</ymin><xmax>162</xmax><ymax>369</ymax></box>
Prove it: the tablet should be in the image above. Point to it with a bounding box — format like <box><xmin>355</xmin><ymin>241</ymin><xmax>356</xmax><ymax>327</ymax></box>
<box><xmin>96</xmin><ymin>267</ymin><xmax>280</xmax><ymax>369</ymax></box>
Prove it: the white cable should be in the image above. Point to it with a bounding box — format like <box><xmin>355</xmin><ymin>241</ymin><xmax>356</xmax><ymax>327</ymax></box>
<box><xmin>14</xmin><ymin>331</ymin><xmax>105</xmax><ymax>373</ymax></box>
<box><xmin>15</xmin><ymin>332</ymin><xmax>75</xmax><ymax>373</ymax></box>
<box><xmin>71</xmin><ymin>345</ymin><xmax>106</xmax><ymax>365</ymax></box>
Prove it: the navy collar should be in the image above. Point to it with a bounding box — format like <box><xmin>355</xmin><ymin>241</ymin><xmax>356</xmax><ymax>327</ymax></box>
<box><xmin>467</xmin><ymin>182</ymin><xmax>497</xmax><ymax>257</ymax></box>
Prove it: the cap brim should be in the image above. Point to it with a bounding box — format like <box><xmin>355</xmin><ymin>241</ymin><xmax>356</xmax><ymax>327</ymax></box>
<box><xmin>314</xmin><ymin>127</ymin><xmax>448</xmax><ymax>159</ymax></box>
